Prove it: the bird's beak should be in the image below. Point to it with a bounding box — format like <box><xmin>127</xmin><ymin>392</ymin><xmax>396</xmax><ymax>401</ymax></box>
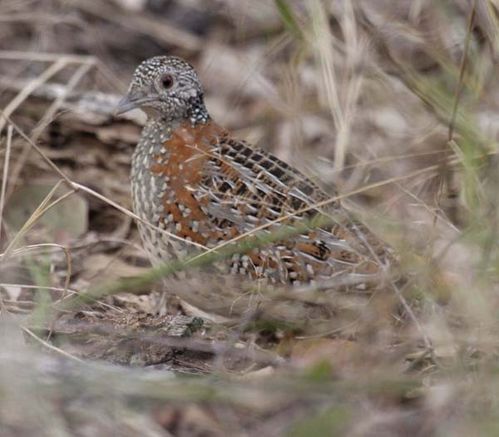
<box><xmin>115</xmin><ymin>88</ymin><xmax>156</xmax><ymax>116</ymax></box>
<box><xmin>115</xmin><ymin>92</ymin><xmax>141</xmax><ymax>116</ymax></box>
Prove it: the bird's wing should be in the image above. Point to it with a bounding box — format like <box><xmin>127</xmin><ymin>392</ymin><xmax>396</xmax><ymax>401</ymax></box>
<box><xmin>189</xmin><ymin>131</ymin><xmax>392</xmax><ymax>284</ymax></box>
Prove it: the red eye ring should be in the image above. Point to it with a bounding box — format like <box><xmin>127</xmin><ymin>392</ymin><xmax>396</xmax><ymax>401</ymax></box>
<box><xmin>161</xmin><ymin>74</ymin><xmax>174</xmax><ymax>89</ymax></box>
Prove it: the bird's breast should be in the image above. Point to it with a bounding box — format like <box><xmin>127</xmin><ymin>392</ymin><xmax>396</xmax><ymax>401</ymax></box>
<box><xmin>131</xmin><ymin>120</ymin><xmax>227</xmax><ymax>260</ymax></box>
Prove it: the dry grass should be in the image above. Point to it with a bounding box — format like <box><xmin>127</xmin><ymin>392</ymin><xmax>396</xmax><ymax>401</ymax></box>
<box><xmin>1</xmin><ymin>0</ymin><xmax>499</xmax><ymax>435</ymax></box>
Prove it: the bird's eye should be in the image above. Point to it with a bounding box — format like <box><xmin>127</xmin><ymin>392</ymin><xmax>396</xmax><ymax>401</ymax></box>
<box><xmin>161</xmin><ymin>74</ymin><xmax>174</xmax><ymax>89</ymax></box>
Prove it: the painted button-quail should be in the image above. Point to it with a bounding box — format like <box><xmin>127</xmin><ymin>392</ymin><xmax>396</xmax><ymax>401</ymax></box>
<box><xmin>117</xmin><ymin>56</ymin><xmax>393</xmax><ymax>289</ymax></box>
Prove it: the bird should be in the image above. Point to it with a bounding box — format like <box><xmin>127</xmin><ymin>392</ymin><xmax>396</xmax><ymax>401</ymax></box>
<box><xmin>116</xmin><ymin>55</ymin><xmax>394</xmax><ymax>291</ymax></box>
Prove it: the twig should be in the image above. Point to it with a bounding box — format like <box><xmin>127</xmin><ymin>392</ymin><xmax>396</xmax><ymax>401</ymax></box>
<box><xmin>0</xmin><ymin>125</ymin><xmax>13</xmax><ymax>240</ymax></box>
<box><xmin>448</xmin><ymin>0</ymin><xmax>477</xmax><ymax>142</ymax></box>
<box><xmin>31</xmin><ymin>58</ymin><xmax>97</xmax><ymax>143</ymax></box>
<box><xmin>1</xmin><ymin>181</ymin><xmax>75</xmax><ymax>258</ymax></box>
<box><xmin>0</xmin><ymin>51</ymin><xmax>95</xmax><ymax>63</ymax></box>
<box><xmin>13</xmin><ymin>243</ymin><xmax>72</xmax><ymax>299</ymax></box>
<box><xmin>2</xmin><ymin>115</ymin><xmax>75</xmax><ymax>188</ymax></box>
<box><xmin>0</xmin><ymin>58</ymin><xmax>68</xmax><ymax>136</ymax></box>
<box><xmin>0</xmin><ymin>283</ymin><xmax>120</xmax><ymax>313</ymax></box>
<box><xmin>72</xmin><ymin>182</ymin><xmax>209</xmax><ymax>251</ymax></box>
<box><xmin>21</xmin><ymin>325</ymin><xmax>84</xmax><ymax>363</ymax></box>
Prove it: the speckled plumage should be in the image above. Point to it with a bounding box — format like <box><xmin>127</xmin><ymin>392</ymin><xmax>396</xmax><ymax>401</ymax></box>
<box><xmin>119</xmin><ymin>56</ymin><xmax>393</xmax><ymax>288</ymax></box>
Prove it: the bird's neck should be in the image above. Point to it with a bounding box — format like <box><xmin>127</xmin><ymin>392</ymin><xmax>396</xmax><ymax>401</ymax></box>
<box><xmin>147</xmin><ymin>95</ymin><xmax>210</xmax><ymax>129</ymax></box>
<box><xmin>185</xmin><ymin>94</ymin><xmax>210</xmax><ymax>126</ymax></box>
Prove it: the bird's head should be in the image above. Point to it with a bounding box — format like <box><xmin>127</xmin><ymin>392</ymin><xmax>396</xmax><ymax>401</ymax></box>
<box><xmin>116</xmin><ymin>56</ymin><xmax>208</xmax><ymax>124</ymax></box>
